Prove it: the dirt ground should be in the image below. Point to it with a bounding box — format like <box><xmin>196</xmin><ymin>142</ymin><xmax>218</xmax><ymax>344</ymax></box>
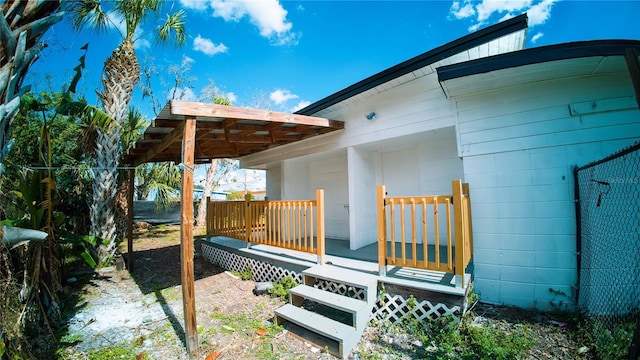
<box><xmin>57</xmin><ymin>224</ymin><xmax>587</xmax><ymax>359</ymax></box>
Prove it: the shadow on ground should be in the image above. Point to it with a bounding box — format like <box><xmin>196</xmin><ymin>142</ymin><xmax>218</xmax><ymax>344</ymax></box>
<box><xmin>124</xmin><ymin>238</ymin><xmax>224</xmax><ymax>295</ymax></box>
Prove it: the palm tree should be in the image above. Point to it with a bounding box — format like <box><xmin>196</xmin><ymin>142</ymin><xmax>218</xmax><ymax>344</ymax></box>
<box><xmin>135</xmin><ymin>162</ymin><xmax>182</xmax><ymax>210</ymax></box>
<box><xmin>0</xmin><ymin>1</ymin><xmax>63</xmax><ymax>175</ymax></box>
<box><xmin>69</xmin><ymin>0</ymin><xmax>186</xmax><ymax>263</ymax></box>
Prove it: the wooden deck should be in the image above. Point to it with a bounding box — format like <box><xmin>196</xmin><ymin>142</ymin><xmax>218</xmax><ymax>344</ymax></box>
<box><xmin>203</xmin><ymin>235</ymin><xmax>470</xmax><ymax>296</ymax></box>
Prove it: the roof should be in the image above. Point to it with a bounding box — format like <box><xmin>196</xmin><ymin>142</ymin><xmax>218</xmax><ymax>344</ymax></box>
<box><xmin>437</xmin><ymin>40</ymin><xmax>640</xmax><ymax>98</ymax></box>
<box><xmin>122</xmin><ymin>100</ymin><xmax>344</xmax><ymax>166</ymax></box>
<box><xmin>296</xmin><ymin>13</ymin><xmax>529</xmax><ymax>116</ymax></box>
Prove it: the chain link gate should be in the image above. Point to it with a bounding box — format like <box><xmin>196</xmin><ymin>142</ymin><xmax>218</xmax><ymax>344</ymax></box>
<box><xmin>574</xmin><ymin>142</ymin><xmax>640</xmax><ymax>359</ymax></box>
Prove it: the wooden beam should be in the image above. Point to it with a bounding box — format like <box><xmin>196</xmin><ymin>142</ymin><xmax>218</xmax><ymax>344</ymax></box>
<box><xmin>170</xmin><ymin>100</ymin><xmax>344</xmax><ymax>128</ymax></box>
<box><xmin>180</xmin><ymin>116</ymin><xmax>198</xmax><ymax>352</ymax></box>
<box><xmin>127</xmin><ymin>168</ymin><xmax>135</xmax><ymax>271</ymax></box>
<box><xmin>133</xmin><ymin>122</ymin><xmax>185</xmax><ymax>166</ymax></box>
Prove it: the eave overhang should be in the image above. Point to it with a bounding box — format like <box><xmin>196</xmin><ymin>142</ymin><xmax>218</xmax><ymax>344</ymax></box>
<box><xmin>438</xmin><ymin>40</ymin><xmax>640</xmax><ymax>98</ymax></box>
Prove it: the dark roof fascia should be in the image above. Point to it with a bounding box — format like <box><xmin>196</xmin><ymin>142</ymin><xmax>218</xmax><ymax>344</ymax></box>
<box><xmin>296</xmin><ymin>13</ymin><xmax>529</xmax><ymax>116</ymax></box>
<box><xmin>437</xmin><ymin>40</ymin><xmax>640</xmax><ymax>82</ymax></box>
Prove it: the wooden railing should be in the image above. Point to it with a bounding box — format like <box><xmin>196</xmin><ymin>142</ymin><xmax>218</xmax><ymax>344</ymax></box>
<box><xmin>207</xmin><ymin>190</ymin><xmax>325</xmax><ymax>264</ymax></box>
<box><xmin>376</xmin><ymin>180</ymin><xmax>473</xmax><ymax>287</ymax></box>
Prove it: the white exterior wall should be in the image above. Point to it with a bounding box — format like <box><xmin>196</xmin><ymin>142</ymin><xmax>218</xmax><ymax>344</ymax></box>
<box><xmin>265</xmin><ymin>163</ymin><xmax>281</xmax><ymax>200</ymax></box>
<box><xmin>456</xmin><ymin>72</ymin><xmax>640</xmax><ymax>310</ymax></box>
<box><xmin>309</xmin><ymin>153</ymin><xmax>350</xmax><ymax>240</ymax></box>
<box><xmin>348</xmin><ymin>147</ymin><xmax>377</xmax><ymax>249</ymax></box>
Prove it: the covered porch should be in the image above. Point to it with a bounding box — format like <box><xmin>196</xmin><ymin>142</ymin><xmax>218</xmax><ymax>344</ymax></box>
<box><xmin>205</xmin><ymin>179</ymin><xmax>474</xmax><ymax>288</ymax></box>
<box><xmin>122</xmin><ymin>99</ymin><xmax>345</xmax><ymax>353</ymax></box>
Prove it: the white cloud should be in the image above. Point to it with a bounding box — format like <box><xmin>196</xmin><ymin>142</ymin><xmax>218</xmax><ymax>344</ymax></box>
<box><xmin>527</xmin><ymin>0</ymin><xmax>557</xmax><ymax>26</ymax></box>
<box><xmin>168</xmin><ymin>87</ymin><xmax>197</xmax><ymax>101</ymax></box>
<box><xmin>179</xmin><ymin>0</ymin><xmax>207</xmax><ymax>11</ymax></box>
<box><xmin>134</xmin><ymin>38</ymin><xmax>151</xmax><ymax>50</ymax></box>
<box><xmin>193</xmin><ymin>35</ymin><xmax>228</xmax><ymax>56</ymax></box>
<box><xmin>450</xmin><ymin>0</ymin><xmax>558</xmax><ymax>32</ymax></box>
<box><xmin>531</xmin><ymin>32</ymin><xmax>544</xmax><ymax>43</ymax></box>
<box><xmin>183</xmin><ymin>0</ymin><xmax>298</xmax><ymax>46</ymax></box>
<box><xmin>291</xmin><ymin>100</ymin><xmax>311</xmax><ymax>112</ymax></box>
<box><xmin>226</xmin><ymin>92</ymin><xmax>238</xmax><ymax>104</ymax></box>
<box><xmin>475</xmin><ymin>0</ymin><xmax>532</xmax><ymax>22</ymax></box>
<box><xmin>182</xmin><ymin>55</ymin><xmax>195</xmax><ymax>66</ymax></box>
<box><xmin>269</xmin><ymin>89</ymin><xmax>298</xmax><ymax>105</ymax></box>
<box><xmin>450</xmin><ymin>1</ymin><xmax>476</xmax><ymax>19</ymax></box>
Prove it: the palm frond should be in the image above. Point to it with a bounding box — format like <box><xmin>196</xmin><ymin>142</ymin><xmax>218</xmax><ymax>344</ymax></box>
<box><xmin>121</xmin><ymin>107</ymin><xmax>149</xmax><ymax>151</ymax></box>
<box><xmin>157</xmin><ymin>9</ymin><xmax>187</xmax><ymax>46</ymax></box>
<box><xmin>67</xmin><ymin>0</ymin><xmax>111</xmax><ymax>33</ymax></box>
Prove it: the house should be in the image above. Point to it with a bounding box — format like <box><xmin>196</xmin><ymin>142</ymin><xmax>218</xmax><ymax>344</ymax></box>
<box><xmin>237</xmin><ymin>13</ymin><xmax>640</xmax><ymax>310</ymax></box>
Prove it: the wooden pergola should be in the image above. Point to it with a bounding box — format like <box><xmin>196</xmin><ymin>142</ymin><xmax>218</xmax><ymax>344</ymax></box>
<box><xmin>122</xmin><ymin>100</ymin><xmax>343</xmax><ymax>352</ymax></box>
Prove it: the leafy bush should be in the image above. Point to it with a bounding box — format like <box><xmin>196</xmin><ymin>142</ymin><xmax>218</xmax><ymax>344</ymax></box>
<box><xmin>268</xmin><ymin>276</ymin><xmax>298</xmax><ymax>300</ymax></box>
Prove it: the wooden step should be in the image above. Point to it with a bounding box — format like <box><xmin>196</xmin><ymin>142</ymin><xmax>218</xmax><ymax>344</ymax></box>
<box><xmin>303</xmin><ymin>265</ymin><xmax>378</xmax><ymax>289</ymax></box>
<box><xmin>303</xmin><ymin>265</ymin><xmax>378</xmax><ymax>304</ymax></box>
<box><xmin>289</xmin><ymin>285</ymin><xmax>368</xmax><ymax>328</ymax></box>
<box><xmin>275</xmin><ymin>303</ymin><xmax>358</xmax><ymax>357</ymax></box>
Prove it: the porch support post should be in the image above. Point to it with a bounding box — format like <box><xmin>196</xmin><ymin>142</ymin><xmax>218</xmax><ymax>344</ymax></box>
<box><xmin>127</xmin><ymin>168</ymin><xmax>135</xmax><ymax>271</ymax></box>
<box><xmin>245</xmin><ymin>193</ymin><xmax>252</xmax><ymax>248</ymax></box>
<box><xmin>316</xmin><ymin>189</ymin><xmax>325</xmax><ymax>265</ymax></box>
<box><xmin>452</xmin><ymin>179</ymin><xmax>465</xmax><ymax>288</ymax></box>
<box><xmin>377</xmin><ymin>185</ymin><xmax>387</xmax><ymax>277</ymax></box>
<box><xmin>205</xmin><ymin>196</ymin><xmax>211</xmax><ymax>241</ymax></box>
<box><xmin>462</xmin><ymin>183</ymin><xmax>473</xmax><ymax>258</ymax></box>
<box><xmin>180</xmin><ymin>116</ymin><xmax>198</xmax><ymax>352</ymax></box>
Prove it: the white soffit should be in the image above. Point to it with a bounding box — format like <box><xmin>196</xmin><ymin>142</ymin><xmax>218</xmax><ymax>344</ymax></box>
<box><xmin>440</xmin><ymin>55</ymin><xmax>629</xmax><ymax>98</ymax></box>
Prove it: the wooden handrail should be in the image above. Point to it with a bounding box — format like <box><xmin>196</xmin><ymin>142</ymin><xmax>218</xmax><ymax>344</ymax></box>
<box><xmin>206</xmin><ymin>190</ymin><xmax>325</xmax><ymax>264</ymax></box>
<box><xmin>377</xmin><ymin>180</ymin><xmax>473</xmax><ymax>288</ymax></box>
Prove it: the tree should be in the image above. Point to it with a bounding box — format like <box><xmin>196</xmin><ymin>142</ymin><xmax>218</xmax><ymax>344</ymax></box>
<box><xmin>0</xmin><ymin>1</ymin><xmax>63</xmax><ymax>177</ymax></box>
<box><xmin>195</xmin><ymin>158</ymin><xmax>237</xmax><ymax>227</ymax></box>
<box><xmin>194</xmin><ymin>94</ymin><xmax>237</xmax><ymax>227</ymax></box>
<box><xmin>69</xmin><ymin>0</ymin><xmax>186</xmax><ymax>264</ymax></box>
<box><xmin>0</xmin><ymin>2</ymin><xmax>65</xmax><ymax>357</ymax></box>
<box><xmin>135</xmin><ymin>162</ymin><xmax>182</xmax><ymax>209</ymax></box>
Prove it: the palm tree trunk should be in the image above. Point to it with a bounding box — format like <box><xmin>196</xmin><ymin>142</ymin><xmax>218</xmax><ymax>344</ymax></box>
<box><xmin>92</xmin><ymin>38</ymin><xmax>140</xmax><ymax>264</ymax></box>
<box><xmin>90</xmin><ymin>127</ymin><xmax>120</xmax><ymax>262</ymax></box>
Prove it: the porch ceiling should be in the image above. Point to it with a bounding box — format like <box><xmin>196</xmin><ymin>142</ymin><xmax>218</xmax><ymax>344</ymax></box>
<box><xmin>122</xmin><ymin>100</ymin><xmax>345</xmax><ymax>166</ymax></box>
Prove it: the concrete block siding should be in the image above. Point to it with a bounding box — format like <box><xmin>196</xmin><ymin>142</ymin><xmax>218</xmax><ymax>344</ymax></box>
<box><xmin>464</xmin><ymin>142</ymin><xmax>638</xmax><ymax>310</ymax></box>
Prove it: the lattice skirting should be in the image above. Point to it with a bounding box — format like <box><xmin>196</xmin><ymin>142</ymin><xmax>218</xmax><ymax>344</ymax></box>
<box><xmin>201</xmin><ymin>242</ymin><xmax>462</xmax><ymax>323</ymax></box>
<box><xmin>201</xmin><ymin>242</ymin><xmax>303</xmax><ymax>284</ymax></box>
<box><xmin>373</xmin><ymin>293</ymin><xmax>461</xmax><ymax>322</ymax></box>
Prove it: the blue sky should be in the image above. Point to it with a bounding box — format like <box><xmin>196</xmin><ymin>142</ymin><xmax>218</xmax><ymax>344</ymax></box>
<box><xmin>29</xmin><ymin>0</ymin><xmax>640</xmax><ymax>118</ymax></box>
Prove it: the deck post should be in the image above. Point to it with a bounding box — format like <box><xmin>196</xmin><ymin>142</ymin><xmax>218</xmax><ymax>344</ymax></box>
<box><xmin>462</xmin><ymin>183</ymin><xmax>473</xmax><ymax>262</ymax></box>
<box><xmin>205</xmin><ymin>196</ymin><xmax>211</xmax><ymax>241</ymax></box>
<box><xmin>245</xmin><ymin>193</ymin><xmax>252</xmax><ymax>248</ymax></box>
<box><xmin>377</xmin><ymin>185</ymin><xmax>387</xmax><ymax>277</ymax></box>
<box><xmin>180</xmin><ymin>116</ymin><xmax>198</xmax><ymax>352</ymax></box>
<box><xmin>316</xmin><ymin>189</ymin><xmax>325</xmax><ymax>265</ymax></box>
<box><xmin>452</xmin><ymin>179</ymin><xmax>465</xmax><ymax>288</ymax></box>
<box><xmin>127</xmin><ymin>168</ymin><xmax>134</xmax><ymax>271</ymax></box>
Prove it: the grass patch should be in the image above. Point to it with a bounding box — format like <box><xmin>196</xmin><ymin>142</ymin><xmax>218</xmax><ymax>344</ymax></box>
<box><xmin>85</xmin><ymin>343</ymin><xmax>148</xmax><ymax>360</ymax></box>
<box><xmin>231</xmin><ymin>266</ymin><xmax>253</xmax><ymax>281</ymax></box>
<box><xmin>208</xmin><ymin>308</ymin><xmax>284</xmax><ymax>358</ymax></box>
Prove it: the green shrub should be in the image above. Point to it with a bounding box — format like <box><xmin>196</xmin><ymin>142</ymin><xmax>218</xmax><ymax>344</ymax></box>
<box><xmin>268</xmin><ymin>276</ymin><xmax>299</xmax><ymax>300</ymax></box>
